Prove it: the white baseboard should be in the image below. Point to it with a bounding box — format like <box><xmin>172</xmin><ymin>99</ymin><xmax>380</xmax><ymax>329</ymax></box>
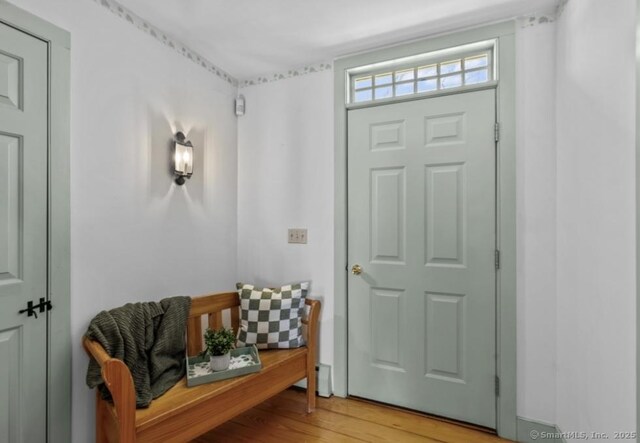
<box><xmin>294</xmin><ymin>364</ymin><xmax>332</xmax><ymax>397</ymax></box>
<box><xmin>517</xmin><ymin>416</ymin><xmax>564</xmax><ymax>443</ymax></box>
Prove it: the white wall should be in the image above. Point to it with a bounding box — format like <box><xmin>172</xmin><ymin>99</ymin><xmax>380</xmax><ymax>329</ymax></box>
<box><xmin>236</xmin><ymin>22</ymin><xmax>563</xmax><ymax>427</ymax></box>
<box><xmin>9</xmin><ymin>0</ymin><xmax>638</xmax><ymax>440</ymax></box>
<box><xmin>515</xmin><ymin>19</ymin><xmax>558</xmax><ymax>425</ymax></box>
<box><xmin>555</xmin><ymin>0</ymin><xmax>637</xmax><ymax>439</ymax></box>
<box><xmin>7</xmin><ymin>1</ymin><xmax>238</xmax><ymax>442</ymax></box>
<box><xmin>236</xmin><ymin>13</ymin><xmax>637</xmax><ymax>436</ymax></box>
<box><xmin>236</xmin><ymin>70</ymin><xmax>335</xmax><ymax>368</ymax></box>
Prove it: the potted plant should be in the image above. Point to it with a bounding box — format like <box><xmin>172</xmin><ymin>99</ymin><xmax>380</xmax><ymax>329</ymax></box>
<box><xmin>202</xmin><ymin>327</ymin><xmax>236</xmax><ymax>371</ymax></box>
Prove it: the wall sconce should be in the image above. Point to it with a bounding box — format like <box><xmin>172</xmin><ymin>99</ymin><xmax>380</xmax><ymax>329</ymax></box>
<box><xmin>173</xmin><ymin>131</ymin><xmax>193</xmax><ymax>185</ymax></box>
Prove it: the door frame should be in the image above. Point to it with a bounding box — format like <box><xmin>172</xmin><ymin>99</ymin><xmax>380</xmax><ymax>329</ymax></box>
<box><xmin>333</xmin><ymin>21</ymin><xmax>517</xmax><ymax>439</ymax></box>
<box><xmin>636</xmin><ymin>0</ymin><xmax>640</xmax><ymax>435</ymax></box>
<box><xmin>0</xmin><ymin>3</ymin><xmax>71</xmax><ymax>442</ymax></box>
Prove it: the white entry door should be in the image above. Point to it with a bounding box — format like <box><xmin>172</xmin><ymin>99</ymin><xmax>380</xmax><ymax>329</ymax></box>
<box><xmin>347</xmin><ymin>89</ymin><xmax>497</xmax><ymax>428</ymax></box>
<box><xmin>0</xmin><ymin>22</ymin><xmax>49</xmax><ymax>442</ymax></box>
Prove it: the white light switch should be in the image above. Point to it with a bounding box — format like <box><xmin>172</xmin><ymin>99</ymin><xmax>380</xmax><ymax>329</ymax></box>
<box><xmin>288</xmin><ymin>228</ymin><xmax>308</xmax><ymax>244</ymax></box>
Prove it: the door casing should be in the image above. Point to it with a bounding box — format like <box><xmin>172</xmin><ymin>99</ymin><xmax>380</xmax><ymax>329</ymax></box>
<box><xmin>333</xmin><ymin>21</ymin><xmax>517</xmax><ymax>439</ymax></box>
<box><xmin>0</xmin><ymin>3</ymin><xmax>71</xmax><ymax>442</ymax></box>
<box><xmin>636</xmin><ymin>0</ymin><xmax>640</xmax><ymax>435</ymax></box>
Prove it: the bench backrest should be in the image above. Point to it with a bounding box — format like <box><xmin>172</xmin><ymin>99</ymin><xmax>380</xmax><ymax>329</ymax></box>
<box><xmin>186</xmin><ymin>292</ymin><xmax>315</xmax><ymax>356</ymax></box>
<box><xmin>187</xmin><ymin>292</ymin><xmax>239</xmax><ymax>355</ymax></box>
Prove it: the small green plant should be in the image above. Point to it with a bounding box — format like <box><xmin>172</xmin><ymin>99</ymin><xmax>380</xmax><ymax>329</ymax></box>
<box><xmin>202</xmin><ymin>327</ymin><xmax>236</xmax><ymax>357</ymax></box>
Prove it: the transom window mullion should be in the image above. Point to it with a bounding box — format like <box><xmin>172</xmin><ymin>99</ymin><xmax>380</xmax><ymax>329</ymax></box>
<box><xmin>350</xmin><ymin>47</ymin><xmax>494</xmax><ymax>104</ymax></box>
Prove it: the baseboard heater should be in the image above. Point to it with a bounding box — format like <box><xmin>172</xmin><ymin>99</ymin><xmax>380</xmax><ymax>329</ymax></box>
<box><xmin>294</xmin><ymin>363</ymin><xmax>332</xmax><ymax>397</ymax></box>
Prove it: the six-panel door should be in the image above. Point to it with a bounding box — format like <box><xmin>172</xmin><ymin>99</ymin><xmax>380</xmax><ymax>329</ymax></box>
<box><xmin>347</xmin><ymin>89</ymin><xmax>497</xmax><ymax>428</ymax></box>
<box><xmin>0</xmin><ymin>22</ymin><xmax>48</xmax><ymax>442</ymax></box>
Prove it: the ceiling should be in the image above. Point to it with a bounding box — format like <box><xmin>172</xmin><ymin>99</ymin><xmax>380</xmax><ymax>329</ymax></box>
<box><xmin>116</xmin><ymin>0</ymin><xmax>559</xmax><ymax>80</ymax></box>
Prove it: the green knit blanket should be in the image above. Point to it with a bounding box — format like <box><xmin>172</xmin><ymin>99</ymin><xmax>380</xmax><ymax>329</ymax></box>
<box><xmin>85</xmin><ymin>296</ymin><xmax>192</xmax><ymax>408</ymax></box>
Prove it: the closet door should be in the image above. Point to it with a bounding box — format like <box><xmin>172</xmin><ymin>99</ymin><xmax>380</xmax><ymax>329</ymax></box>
<box><xmin>0</xmin><ymin>21</ymin><xmax>48</xmax><ymax>443</ymax></box>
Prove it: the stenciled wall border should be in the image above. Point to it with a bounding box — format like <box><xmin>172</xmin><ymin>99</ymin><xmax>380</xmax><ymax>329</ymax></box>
<box><xmin>238</xmin><ymin>62</ymin><xmax>333</xmax><ymax>88</ymax></box>
<box><xmin>238</xmin><ymin>6</ymin><xmax>564</xmax><ymax>88</ymax></box>
<box><xmin>88</xmin><ymin>1</ymin><xmax>569</xmax><ymax>89</ymax></box>
<box><xmin>90</xmin><ymin>0</ymin><xmax>238</xmax><ymax>86</ymax></box>
<box><xmin>519</xmin><ymin>13</ymin><xmax>557</xmax><ymax>28</ymax></box>
<box><xmin>520</xmin><ymin>0</ymin><xmax>567</xmax><ymax>28</ymax></box>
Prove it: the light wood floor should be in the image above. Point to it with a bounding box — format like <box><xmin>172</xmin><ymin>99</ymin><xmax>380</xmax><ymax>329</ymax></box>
<box><xmin>193</xmin><ymin>389</ymin><xmax>512</xmax><ymax>442</ymax></box>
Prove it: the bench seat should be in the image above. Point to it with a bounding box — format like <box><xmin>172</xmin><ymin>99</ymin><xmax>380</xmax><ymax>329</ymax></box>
<box><xmin>84</xmin><ymin>292</ymin><xmax>321</xmax><ymax>443</ymax></box>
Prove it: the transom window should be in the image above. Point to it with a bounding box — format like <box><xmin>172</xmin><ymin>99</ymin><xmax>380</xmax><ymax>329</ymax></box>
<box><xmin>349</xmin><ymin>41</ymin><xmax>495</xmax><ymax>104</ymax></box>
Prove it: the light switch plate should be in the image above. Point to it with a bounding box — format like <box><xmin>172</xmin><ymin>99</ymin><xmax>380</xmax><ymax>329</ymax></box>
<box><xmin>288</xmin><ymin>228</ymin><xmax>308</xmax><ymax>244</ymax></box>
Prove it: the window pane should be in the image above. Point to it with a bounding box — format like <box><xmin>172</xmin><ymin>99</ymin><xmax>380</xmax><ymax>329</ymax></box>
<box><xmin>375</xmin><ymin>86</ymin><xmax>393</xmax><ymax>99</ymax></box>
<box><xmin>417</xmin><ymin>78</ymin><xmax>438</xmax><ymax>93</ymax></box>
<box><xmin>440</xmin><ymin>60</ymin><xmax>461</xmax><ymax>75</ymax></box>
<box><xmin>354</xmin><ymin>76</ymin><xmax>372</xmax><ymax>89</ymax></box>
<box><xmin>417</xmin><ymin>64</ymin><xmax>437</xmax><ymax>78</ymax></box>
<box><xmin>350</xmin><ymin>50</ymin><xmax>494</xmax><ymax>103</ymax></box>
<box><xmin>354</xmin><ymin>89</ymin><xmax>372</xmax><ymax>102</ymax></box>
<box><xmin>395</xmin><ymin>69</ymin><xmax>414</xmax><ymax>82</ymax></box>
<box><xmin>375</xmin><ymin>73</ymin><xmax>392</xmax><ymax>85</ymax></box>
<box><xmin>395</xmin><ymin>82</ymin><xmax>415</xmax><ymax>96</ymax></box>
<box><xmin>465</xmin><ymin>54</ymin><xmax>488</xmax><ymax>69</ymax></box>
<box><xmin>440</xmin><ymin>74</ymin><xmax>462</xmax><ymax>89</ymax></box>
<box><xmin>464</xmin><ymin>69</ymin><xmax>489</xmax><ymax>85</ymax></box>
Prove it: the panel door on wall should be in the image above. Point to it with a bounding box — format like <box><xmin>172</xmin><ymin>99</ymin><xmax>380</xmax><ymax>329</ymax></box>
<box><xmin>347</xmin><ymin>89</ymin><xmax>497</xmax><ymax>428</ymax></box>
<box><xmin>0</xmin><ymin>22</ymin><xmax>48</xmax><ymax>442</ymax></box>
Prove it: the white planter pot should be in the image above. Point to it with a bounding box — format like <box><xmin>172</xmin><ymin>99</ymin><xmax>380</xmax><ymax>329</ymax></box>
<box><xmin>209</xmin><ymin>353</ymin><xmax>230</xmax><ymax>371</ymax></box>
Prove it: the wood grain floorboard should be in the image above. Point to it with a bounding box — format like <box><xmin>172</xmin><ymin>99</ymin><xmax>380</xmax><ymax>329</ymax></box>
<box><xmin>195</xmin><ymin>389</ymin><xmax>512</xmax><ymax>443</ymax></box>
<box><xmin>255</xmin><ymin>393</ymin><xmax>441</xmax><ymax>442</ymax></box>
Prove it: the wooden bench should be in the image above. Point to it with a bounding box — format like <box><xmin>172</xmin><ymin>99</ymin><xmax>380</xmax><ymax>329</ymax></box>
<box><xmin>83</xmin><ymin>292</ymin><xmax>321</xmax><ymax>443</ymax></box>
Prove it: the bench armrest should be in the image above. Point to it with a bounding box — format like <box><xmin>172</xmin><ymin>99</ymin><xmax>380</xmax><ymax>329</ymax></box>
<box><xmin>83</xmin><ymin>337</ymin><xmax>137</xmax><ymax>441</ymax></box>
<box><xmin>83</xmin><ymin>336</ymin><xmax>111</xmax><ymax>367</ymax></box>
<box><xmin>303</xmin><ymin>298</ymin><xmax>321</xmax><ymax>348</ymax></box>
<box><xmin>303</xmin><ymin>298</ymin><xmax>321</xmax><ymax>411</ymax></box>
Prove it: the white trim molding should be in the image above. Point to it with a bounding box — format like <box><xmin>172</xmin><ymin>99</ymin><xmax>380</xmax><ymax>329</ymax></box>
<box><xmin>517</xmin><ymin>417</ymin><xmax>564</xmax><ymax>443</ymax></box>
<box><xmin>636</xmin><ymin>0</ymin><xmax>640</xmax><ymax>438</ymax></box>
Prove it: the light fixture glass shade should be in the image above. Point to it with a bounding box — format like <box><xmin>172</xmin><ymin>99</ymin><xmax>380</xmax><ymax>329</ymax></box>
<box><xmin>173</xmin><ymin>131</ymin><xmax>193</xmax><ymax>185</ymax></box>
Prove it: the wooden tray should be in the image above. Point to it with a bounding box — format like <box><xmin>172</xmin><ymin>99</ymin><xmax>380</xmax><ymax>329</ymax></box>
<box><xmin>186</xmin><ymin>345</ymin><xmax>262</xmax><ymax>387</ymax></box>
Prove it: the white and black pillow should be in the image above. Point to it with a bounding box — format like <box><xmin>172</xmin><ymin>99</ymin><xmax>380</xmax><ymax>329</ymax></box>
<box><xmin>236</xmin><ymin>282</ymin><xmax>309</xmax><ymax>349</ymax></box>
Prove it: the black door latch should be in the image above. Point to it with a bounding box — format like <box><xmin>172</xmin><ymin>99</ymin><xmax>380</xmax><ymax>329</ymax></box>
<box><xmin>18</xmin><ymin>297</ymin><xmax>52</xmax><ymax>319</ymax></box>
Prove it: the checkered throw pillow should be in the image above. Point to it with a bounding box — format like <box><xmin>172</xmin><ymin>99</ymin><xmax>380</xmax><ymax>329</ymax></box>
<box><xmin>236</xmin><ymin>282</ymin><xmax>309</xmax><ymax>349</ymax></box>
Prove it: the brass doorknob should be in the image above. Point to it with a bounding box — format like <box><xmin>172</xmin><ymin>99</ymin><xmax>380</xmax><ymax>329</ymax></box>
<box><xmin>351</xmin><ymin>264</ymin><xmax>363</xmax><ymax>275</ymax></box>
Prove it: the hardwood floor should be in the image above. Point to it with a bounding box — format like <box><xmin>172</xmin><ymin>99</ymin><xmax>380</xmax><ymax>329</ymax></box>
<box><xmin>193</xmin><ymin>389</ymin><xmax>512</xmax><ymax>442</ymax></box>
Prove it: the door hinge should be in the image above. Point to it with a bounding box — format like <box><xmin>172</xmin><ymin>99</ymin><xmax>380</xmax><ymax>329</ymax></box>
<box><xmin>495</xmin><ymin>375</ymin><xmax>500</xmax><ymax>396</ymax></box>
<box><xmin>495</xmin><ymin>249</ymin><xmax>500</xmax><ymax>270</ymax></box>
<box><xmin>494</xmin><ymin>122</ymin><xmax>500</xmax><ymax>142</ymax></box>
